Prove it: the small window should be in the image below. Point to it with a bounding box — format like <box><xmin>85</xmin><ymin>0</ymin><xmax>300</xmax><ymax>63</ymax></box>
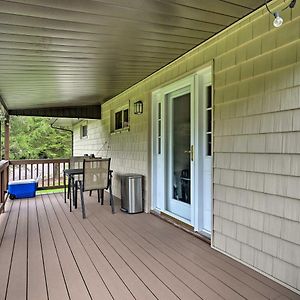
<box><xmin>80</xmin><ymin>124</ymin><xmax>88</xmax><ymax>139</ymax></box>
<box><xmin>112</xmin><ymin>106</ymin><xmax>130</xmax><ymax>132</ymax></box>
<box><xmin>115</xmin><ymin>111</ymin><xmax>123</xmax><ymax>130</ymax></box>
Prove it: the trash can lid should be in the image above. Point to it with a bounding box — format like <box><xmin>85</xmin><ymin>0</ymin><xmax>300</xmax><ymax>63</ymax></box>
<box><xmin>122</xmin><ymin>173</ymin><xmax>143</xmax><ymax>178</ymax></box>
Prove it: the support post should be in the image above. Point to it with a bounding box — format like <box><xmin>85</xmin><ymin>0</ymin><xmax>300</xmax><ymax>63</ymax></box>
<box><xmin>0</xmin><ymin>121</ymin><xmax>2</xmax><ymax>159</ymax></box>
<box><xmin>4</xmin><ymin>118</ymin><xmax>9</xmax><ymax>160</ymax></box>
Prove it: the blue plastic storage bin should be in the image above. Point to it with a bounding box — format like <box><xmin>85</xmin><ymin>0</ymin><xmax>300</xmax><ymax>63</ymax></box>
<box><xmin>8</xmin><ymin>179</ymin><xmax>37</xmax><ymax>199</ymax></box>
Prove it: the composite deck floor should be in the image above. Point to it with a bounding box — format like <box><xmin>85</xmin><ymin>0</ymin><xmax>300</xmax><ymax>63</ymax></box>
<box><xmin>0</xmin><ymin>193</ymin><xmax>299</xmax><ymax>300</ymax></box>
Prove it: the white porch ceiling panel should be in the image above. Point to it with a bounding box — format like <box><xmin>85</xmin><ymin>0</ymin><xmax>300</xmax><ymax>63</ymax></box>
<box><xmin>0</xmin><ymin>0</ymin><xmax>264</xmax><ymax>110</ymax></box>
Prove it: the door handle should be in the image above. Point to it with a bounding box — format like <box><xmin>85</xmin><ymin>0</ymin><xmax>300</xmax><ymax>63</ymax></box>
<box><xmin>184</xmin><ymin>145</ymin><xmax>194</xmax><ymax>161</ymax></box>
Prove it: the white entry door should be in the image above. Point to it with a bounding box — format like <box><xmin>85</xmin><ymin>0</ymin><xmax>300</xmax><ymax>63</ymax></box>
<box><xmin>166</xmin><ymin>86</ymin><xmax>194</xmax><ymax>221</ymax></box>
<box><xmin>152</xmin><ymin>68</ymin><xmax>212</xmax><ymax>234</ymax></box>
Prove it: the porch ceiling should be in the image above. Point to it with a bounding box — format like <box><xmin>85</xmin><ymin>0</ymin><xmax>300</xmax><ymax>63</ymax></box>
<box><xmin>0</xmin><ymin>0</ymin><xmax>266</xmax><ymax>111</ymax></box>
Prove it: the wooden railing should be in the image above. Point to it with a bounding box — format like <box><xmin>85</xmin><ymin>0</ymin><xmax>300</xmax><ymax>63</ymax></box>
<box><xmin>0</xmin><ymin>160</ymin><xmax>9</xmax><ymax>213</ymax></box>
<box><xmin>9</xmin><ymin>159</ymin><xmax>70</xmax><ymax>190</ymax></box>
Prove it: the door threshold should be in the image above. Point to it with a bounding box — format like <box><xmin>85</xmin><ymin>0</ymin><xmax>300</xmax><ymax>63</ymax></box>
<box><xmin>151</xmin><ymin>210</ymin><xmax>211</xmax><ymax>244</ymax></box>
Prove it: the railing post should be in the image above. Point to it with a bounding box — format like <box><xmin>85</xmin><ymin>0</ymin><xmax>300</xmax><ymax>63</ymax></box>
<box><xmin>4</xmin><ymin>118</ymin><xmax>9</xmax><ymax>160</ymax></box>
<box><xmin>0</xmin><ymin>121</ymin><xmax>1</xmax><ymax>159</ymax></box>
<box><xmin>0</xmin><ymin>160</ymin><xmax>9</xmax><ymax>214</ymax></box>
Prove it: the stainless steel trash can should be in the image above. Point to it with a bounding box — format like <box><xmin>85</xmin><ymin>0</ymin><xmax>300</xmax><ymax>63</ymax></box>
<box><xmin>121</xmin><ymin>174</ymin><xmax>143</xmax><ymax>213</ymax></box>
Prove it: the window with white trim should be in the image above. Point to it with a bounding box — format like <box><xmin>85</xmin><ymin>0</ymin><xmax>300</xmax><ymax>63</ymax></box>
<box><xmin>80</xmin><ymin>123</ymin><xmax>88</xmax><ymax>139</ymax></box>
<box><xmin>111</xmin><ymin>105</ymin><xmax>130</xmax><ymax>133</ymax></box>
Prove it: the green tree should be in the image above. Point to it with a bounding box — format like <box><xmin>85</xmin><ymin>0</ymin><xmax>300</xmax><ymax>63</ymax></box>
<box><xmin>8</xmin><ymin>116</ymin><xmax>71</xmax><ymax>159</ymax></box>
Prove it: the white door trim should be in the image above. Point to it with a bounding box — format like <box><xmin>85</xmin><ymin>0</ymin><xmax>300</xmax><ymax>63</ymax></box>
<box><xmin>151</xmin><ymin>75</ymin><xmax>194</xmax><ymax>219</ymax></box>
<box><xmin>194</xmin><ymin>67</ymin><xmax>213</xmax><ymax>236</ymax></box>
<box><xmin>151</xmin><ymin>67</ymin><xmax>213</xmax><ymax>233</ymax></box>
<box><xmin>166</xmin><ymin>85</ymin><xmax>193</xmax><ymax>222</ymax></box>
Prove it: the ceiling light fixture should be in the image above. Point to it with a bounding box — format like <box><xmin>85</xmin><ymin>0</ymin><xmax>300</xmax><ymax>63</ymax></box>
<box><xmin>265</xmin><ymin>0</ymin><xmax>297</xmax><ymax>28</ymax></box>
<box><xmin>273</xmin><ymin>11</ymin><xmax>284</xmax><ymax>27</ymax></box>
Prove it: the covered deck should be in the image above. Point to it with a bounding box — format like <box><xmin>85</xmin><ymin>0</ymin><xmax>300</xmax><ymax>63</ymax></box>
<box><xmin>0</xmin><ymin>192</ymin><xmax>298</xmax><ymax>300</ymax></box>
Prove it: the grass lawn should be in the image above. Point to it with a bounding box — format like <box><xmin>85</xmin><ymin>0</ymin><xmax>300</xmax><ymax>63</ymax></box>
<box><xmin>36</xmin><ymin>188</ymin><xmax>65</xmax><ymax>195</ymax></box>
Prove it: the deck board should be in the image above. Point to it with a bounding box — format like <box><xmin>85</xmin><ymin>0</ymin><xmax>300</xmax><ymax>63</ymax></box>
<box><xmin>41</xmin><ymin>195</ymin><xmax>91</xmax><ymax>300</ymax></box>
<box><xmin>97</xmin><ymin>205</ymin><xmax>242</xmax><ymax>300</ymax></box>
<box><xmin>27</xmin><ymin>197</ymin><xmax>48</xmax><ymax>300</ymax></box>
<box><xmin>35</xmin><ymin>195</ymin><xmax>70</xmax><ymax>300</ymax></box>
<box><xmin>0</xmin><ymin>192</ymin><xmax>298</xmax><ymax>300</ymax></box>
<box><xmin>142</xmin><ymin>214</ymin><xmax>298</xmax><ymax>300</ymax></box>
<box><xmin>71</xmin><ymin>212</ymin><xmax>153</xmax><ymax>300</ymax></box>
<box><xmin>6</xmin><ymin>199</ymin><xmax>27</xmax><ymax>300</ymax></box>
<box><xmin>131</xmin><ymin>213</ymin><xmax>270</xmax><ymax>300</ymax></box>
<box><xmin>88</xmin><ymin>202</ymin><xmax>223</xmax><ymax>300</ymax></box>
<box><xmin>0</xmin><ymin>200</ymin><xmax>19</xmax><ymax>300</ymax></box>
<box><xmin>132</xmin><ymin>213</ymin><xmax>295</xmax><ymax>299</ymax></box>
<box><xmin>87</xmin><ymin>213</ymin><xmax>179</xmax><ymax>300</ymax></box>
<box><xmin>82</xmin><ymin>201</ymin><xmax>201</xmax><ymax>299</ymax></box>
<box><xmin>89</xmin><ymin>215</ymin><xmax>197</xmax><ymax>300</ymax></box>
<box><xmin>0</xmin><ymin>199</ymin><xmax>13</xmax><ymax>245</ymax></box>
<box><xmin>54</xmin><ymin>193</ymin><xmax>147</xmax><ymax>300</ymax></box>
<box><xmin>47</xmin><ymin>194</ymin><xmax>112</xmax><ymax>300</ymax></box>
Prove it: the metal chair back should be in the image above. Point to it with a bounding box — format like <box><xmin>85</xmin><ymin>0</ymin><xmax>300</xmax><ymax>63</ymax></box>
<box><xmin>70</xmin><ymin>156</ymin><xmax>85</xmax><ymax>169</ymax></box>
<box><xmin>83</xmin><ymin>158</ymin><xmax>111</xmax><ymax>191</ymax></box>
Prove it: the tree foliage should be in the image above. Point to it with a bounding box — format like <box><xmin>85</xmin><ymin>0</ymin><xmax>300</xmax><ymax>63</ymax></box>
<box><xmin>8</xmin><ymin>116</ymin><xmax>71</xmax><ymax>159</ymax></box>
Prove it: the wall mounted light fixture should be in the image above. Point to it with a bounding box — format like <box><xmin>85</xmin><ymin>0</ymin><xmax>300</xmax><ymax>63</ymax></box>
<box><xmin>134</xmin><ymin>100</ymin><xmax>143</xmax><ymax>115</ymax></box>
<box><xmin>265</xmin><ymin>0</ymin><xmax>296</xmax><ymax>28</ymax></box>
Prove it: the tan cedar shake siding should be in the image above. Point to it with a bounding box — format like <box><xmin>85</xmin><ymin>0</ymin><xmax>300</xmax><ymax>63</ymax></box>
<box><xmin>73</xmin><ymin>0</ymin><xmax>300</xmax><ymax>292</ymax></box>
<box><xmin>213</xmin><ymin>2</ymin><xmax>300</xmax><ymax>292</ymax></box>
<box><xmin>73</xmin><ymin>104</ymin><xmax>149</xmax><ymax>208</ymax></box>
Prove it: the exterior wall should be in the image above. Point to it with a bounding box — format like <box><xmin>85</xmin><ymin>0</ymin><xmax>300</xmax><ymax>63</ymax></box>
<box><xmin>73</xmin><ymin>0</ymin><xmax>300</xmax><ymax>292</ymax></box>
<box><xmin>73</xmin><ymin>100</ymin><xmax>149</xmax><ymax>209</ymax></box>
<box><xmin>212</xmin><ymin>4</ymin><xmax>300</xmax><ymax>292</ymax></box>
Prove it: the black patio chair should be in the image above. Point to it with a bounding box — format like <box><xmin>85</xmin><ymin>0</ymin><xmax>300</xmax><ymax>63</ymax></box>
<box><xmin>74</xmin><ymin>158</ymin><xmax>114</xmax><ymax>218</ymax></box>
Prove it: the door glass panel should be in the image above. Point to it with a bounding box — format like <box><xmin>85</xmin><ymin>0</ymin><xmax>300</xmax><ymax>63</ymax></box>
<box><xmin>172</xmin><ymin>93</ymin><xmax>191</xmax><ymax>204</ymax></box>
<box><xmin>158</xmin><ymin>103</ymin><xmax>162</xmax><ymax>154</ymax></box>
<box><xmin>206</xmin><ymin>85</ymin><xmax>212</xmax><ymax>157</ymax></box>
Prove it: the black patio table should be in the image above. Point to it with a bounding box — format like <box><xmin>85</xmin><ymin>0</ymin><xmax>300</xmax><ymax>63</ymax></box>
<box><xmin>63</xmin><ymin>168</ymin><xmax>83</xmax><ymax>212</ymax></box>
